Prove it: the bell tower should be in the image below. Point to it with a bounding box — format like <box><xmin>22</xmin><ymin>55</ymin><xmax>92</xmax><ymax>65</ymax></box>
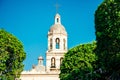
<box><xmin>46</xmin><ymin>13</ymin><xmax>67</xmax><ymax>72</ymax></box>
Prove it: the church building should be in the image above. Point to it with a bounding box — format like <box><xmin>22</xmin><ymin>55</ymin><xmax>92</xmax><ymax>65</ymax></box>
<box><xmin>20</xmin><ymin>13</ymin><xmax>68</xmax><ymax>80</ymax></box>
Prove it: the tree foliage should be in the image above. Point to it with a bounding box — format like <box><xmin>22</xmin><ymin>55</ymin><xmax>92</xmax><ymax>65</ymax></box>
<box><xmin>60</xmin><ymin>42</ymin><xmax>97</xmax><ymax>80</ymax></box>
<box><xmin>95</xmin><ymin>0</ymin><xmax>120</xmax><ymax>79</ymax></box>
<box><xmin>0</xmin><ymin>29</ymin><xmax>26</xmax><ymax>80</ymax></box>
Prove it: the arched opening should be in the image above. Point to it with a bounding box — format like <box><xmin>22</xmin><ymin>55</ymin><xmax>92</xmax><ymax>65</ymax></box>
<box><xmin>60</xmin><ymin>57</ymin><xmax>63</xmax><ymax>65</ymax></box>
<box><xmin>50</xmin><ymin>39</ymin><xmax>52</xmax><ymax>49</ymax></box>
<box><xmin>56</xmin><ymin>38</ymin><xmax>60</xmax><ymax>49</ymax></box>
<box><xmin>57</xmin><ymin>18</ymin><xmax>59</xmax><ymax>23</ymax></box>
<box><xmin>63</xmin><ymin>39</ymin><xmax>66</xmax><ymax>50</ymax></box>
<box><xmin>51</xmin><ymin>57</ymin><xmax>56</xmax><ymax>68</ymax></box>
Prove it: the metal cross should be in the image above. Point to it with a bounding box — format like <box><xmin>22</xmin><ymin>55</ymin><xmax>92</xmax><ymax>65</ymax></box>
<box><xmin>55</xmin><ymin>3</ymin><xmax>60</xmax><ymax>13</ymax></box>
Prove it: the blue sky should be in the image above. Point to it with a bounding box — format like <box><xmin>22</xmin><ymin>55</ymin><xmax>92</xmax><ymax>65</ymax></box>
<box><xmin>0</xmin><ymin>0</ymin><xmax>103</xmax><ymax>70</ymax></box>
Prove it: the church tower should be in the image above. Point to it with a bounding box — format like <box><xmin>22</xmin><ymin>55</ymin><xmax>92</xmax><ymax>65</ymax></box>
<box><xmin>46</xmin><ymin>13</ymin><xmax>67</xmax><ymax>72</ymax></box>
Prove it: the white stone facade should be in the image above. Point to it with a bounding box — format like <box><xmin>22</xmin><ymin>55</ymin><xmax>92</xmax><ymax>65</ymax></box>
<box><xmin>20</xmin><ymin>13</ymin><xmax>67</xmax><ymax>80</ymax></box>
<box><xmin>20</xmin><ymin>71</ymin><xmax>59</xmax><ymax>80</ymax></box>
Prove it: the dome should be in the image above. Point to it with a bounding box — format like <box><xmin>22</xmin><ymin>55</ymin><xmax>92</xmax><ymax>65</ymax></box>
<box><xmin>38</xmin><ymin>56</ymin><xmax>43</xmax><ymax>60</ymax></box>
<box><xmin>55</xmin><ymin>13</ymin><xmax>60</xmax><ymax>18</ymax></box>
<box><xmin>49</xmin><ymin>13</ymin><xmax>67</xmax><ymax>34</ymax></box>
<box><xmin>49</xmin><ymin>24</ymin><xmax>66</xmax><ymax>34</ymax></box>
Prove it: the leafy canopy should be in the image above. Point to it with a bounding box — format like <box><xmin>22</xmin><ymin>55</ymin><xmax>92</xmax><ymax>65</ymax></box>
<box><xmin>60</xmin><ymin>42</ymin><xmax>97</xmax><ymax>80</ymax></box>
<box><xmin>0</xmin><ymin>29</ymin><xmax>26</xmax><ymax>80</ymax></box>
<box><xmin>95</xmin><ymin>0</ymin><xmax>120</xmax><ymax>79</ymax></box>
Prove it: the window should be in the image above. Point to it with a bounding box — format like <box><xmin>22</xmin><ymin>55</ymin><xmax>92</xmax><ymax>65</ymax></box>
<box><xmin>60</xmin><ymin>57</ymin><xmax>63</xmax><ymax>65</ymax></box>
<box><xmin>51</xmin><ymin>57</ymin><xmax>56</xmax><ymax>68</ymax></box>
<box><xmin>57</xmin><ymin>18</ymin><xmax>59</xmax><ymax>23</ymax></box>
<box><xmin>50</xmin><ymin>39</ymin><xmax>52</xmax><ymax>49</ymax></box>
<box><xmin>56</xmin><ymin>38</ymin><xmax>60</xmax><ymax>49</ymax></box>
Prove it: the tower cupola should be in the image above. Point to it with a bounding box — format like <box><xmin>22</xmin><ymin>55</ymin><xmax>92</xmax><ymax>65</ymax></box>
<box><xmin>38</xmin><ymin>56</ymin><xmax>43</xmax><ymax>65</ymax></box>
<box><xmin>55</xmin><ymin>13</ymin><xmax>61</xmax><ymax>24</ymax></box>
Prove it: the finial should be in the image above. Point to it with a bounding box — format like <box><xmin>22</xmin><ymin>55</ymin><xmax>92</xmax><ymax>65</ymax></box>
<box><xmin>55</xmin><ymin>3</ymin><xmax>60</xmax><ymax>13</ymax></box>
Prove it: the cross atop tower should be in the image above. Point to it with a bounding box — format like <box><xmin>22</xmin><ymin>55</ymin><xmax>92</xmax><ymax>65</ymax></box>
<box><xmin>55</xmin><ymin>3</ymin><xmax>60</xmax><ymax>13</ymax></box>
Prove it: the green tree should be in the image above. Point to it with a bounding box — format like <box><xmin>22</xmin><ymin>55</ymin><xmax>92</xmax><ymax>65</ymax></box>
<box><xmin>95</xmin><ymin>0</ymin><xmax>120</xmax><ymax>79</ymax></box>
<box><xmin>60</xmin><ymin>42</ymin><xmax>97</xmax><ymax>80</ymax></box>
<box><xmin>0</xmin><ymin>29</ymin><xmax>26</xmax><ymax>80</ymax></box>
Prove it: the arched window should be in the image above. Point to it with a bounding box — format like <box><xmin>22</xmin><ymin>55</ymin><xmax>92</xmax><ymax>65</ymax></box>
<box><xmin>51</xmin><ymin>57</ymin><xmax>56</xmax><ymax>68</ymax></box>
<box><xmin>63</xmin><ymin>39</ymin><xmax>66</xmax><ymax>50</ymax></box>
<box><xmin>57</xmin><ymin>18</ymin><xmax>59</xmax><ymax>23</ymax></box>
<box><xmin>50</xmin><ymin>39</ymin><xmax>52</xmax><ymax>49</ymax></box>
<box><xmin>56</xmin><ymin>38</ymin><xmax>60</xmax><ymax>49</ymax></box>
<box><xmin>60</xmin><ymin>57</ymin><xmax>63</xmax><ymax>65</ymax></box>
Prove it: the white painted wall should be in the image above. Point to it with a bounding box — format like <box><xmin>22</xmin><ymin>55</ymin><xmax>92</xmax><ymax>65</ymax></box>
<box><xmin>20</xmin><ymin>73</ymin><xmax>59</xmax><ymax>80</ymax></box>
